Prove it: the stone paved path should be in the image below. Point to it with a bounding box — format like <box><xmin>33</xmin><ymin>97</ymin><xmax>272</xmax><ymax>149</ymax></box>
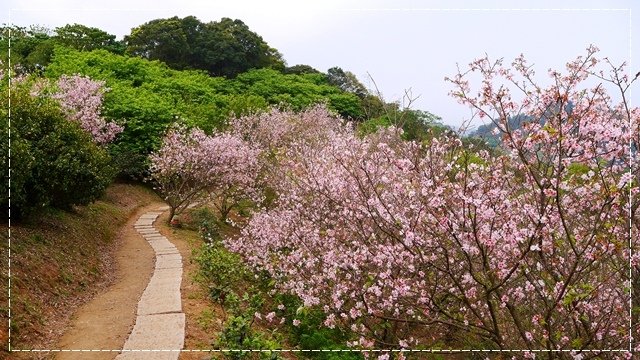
<box><xmin>116</xmin><ymin>206</ymin><xmax>185</xmax><ymax>359</ymax></box>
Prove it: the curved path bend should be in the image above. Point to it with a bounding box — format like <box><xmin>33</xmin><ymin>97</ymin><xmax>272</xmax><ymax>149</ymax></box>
<box><xmin>116</xmin><ymin>206</ymin><xmax>185</xmax><ymax>360</ymax></box>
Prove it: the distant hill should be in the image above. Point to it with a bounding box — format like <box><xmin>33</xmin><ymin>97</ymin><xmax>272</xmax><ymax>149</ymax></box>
<box><xmin>467</xmin><ymin>101</ymin><xmax>574</xmax><ymax>147</ymax></box>
<box><xmin>468</xmin><ymin>114</ymin><xmax>533</xmax><ymax>147</ymax></box>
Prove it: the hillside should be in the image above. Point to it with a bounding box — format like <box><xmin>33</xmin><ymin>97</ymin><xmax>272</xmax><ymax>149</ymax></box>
<box><xmin>0</xmin><ymin>184</ymin><xmax>160</xmax><ymax>355</ymax></box>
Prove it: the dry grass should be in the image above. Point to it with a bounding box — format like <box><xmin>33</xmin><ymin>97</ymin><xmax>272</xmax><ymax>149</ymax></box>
<box><xmin>0</xmin><ymin>183</ymin><xmax>160</xmax><ymax>357</ymax></box>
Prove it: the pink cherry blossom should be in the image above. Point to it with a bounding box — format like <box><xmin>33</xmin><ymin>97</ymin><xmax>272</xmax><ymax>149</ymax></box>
<box><xmin>53</xmin><ymin>74</ymin><xmax>123</xmax><ymax>144</ymax></box>
<box><xmin>224</xmin><ymin>47</ymin><xmax>638</xmax><ymax>353</ymax></box>
<box><xmin>149</xmin><ymin>125</ymin><xmax>260</xmax><ymax>222</ymax></box>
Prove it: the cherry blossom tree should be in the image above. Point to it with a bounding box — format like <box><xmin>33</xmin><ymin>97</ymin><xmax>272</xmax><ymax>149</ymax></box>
<box><xmin>227</xmin><ymin>47</ymin><xmax>638</xmax><ymax>357</ymax></box>
<box><xmin>229</xmin><ymin>104</ymin><xmax>344</xmax><ymax>152</ymax></box>
<box><xmin>149</xmin><ymin>126</ymin><xmax>260</xmax><ymax>223</ymax></box>
<box><xmin>53</xmin><ymin>74</ymin><xmax>123</xmax><ymax>144</ymax></box>
<box><xmin>230</xmin><ymin>105</ymin><xmax>344</xmax><ymax>171</ymax></box>
<box><xmin>228</xmin><ymin>104</ymin><xmax>348</xmax><ymax>209</ymax></box>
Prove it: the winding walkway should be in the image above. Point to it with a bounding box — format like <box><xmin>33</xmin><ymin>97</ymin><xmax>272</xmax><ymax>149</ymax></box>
<box><xmin>116</xmin><ymin>206</ymin><xmax>185</xmax><ymax>359</ymax></box>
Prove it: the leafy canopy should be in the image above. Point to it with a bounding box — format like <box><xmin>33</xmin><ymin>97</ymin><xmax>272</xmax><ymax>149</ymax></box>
<box><xmin>124</xmin><ymin>16</ymin><xmax>285</xmax><ymax>77</ymax></box>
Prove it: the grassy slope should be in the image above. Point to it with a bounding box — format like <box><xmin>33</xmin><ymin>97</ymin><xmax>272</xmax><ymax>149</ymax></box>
<box><xmin>0</xmin><ymin>183</ymin><xmax>160</xmax><ymax>355</ymax></box>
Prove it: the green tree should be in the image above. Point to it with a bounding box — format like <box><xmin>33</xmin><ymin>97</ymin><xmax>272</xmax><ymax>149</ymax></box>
<box><xmin>125</xmin><ymin>16</ymin><xmax>284</xmax><ymax>77</ymax></box>
<box><xmin>230</xmin><ymin>68</ymin><xmax>363</xmax><ymax>119</ymax></box>
<box><xmin>0</xmin><ymin>25</ymin><xmax>55</xmax><ymax>71</ymax></box>
<box><xmin>125</xmin><ymin>16</ymin><xmax>193</xmax><ymax>69</ymax></box>
<box><xmin>0</xmin><ymin>76</ymin><xmax>115</xmax><ymax>218</ymax></box>
<box><xmin>284</xmin><ymin>64</ymin><xmax>321</xmax><ymax>75</ymax></box>
<box><xmin>54</xmin><ymin>23</ymin><xmax>125</xmax><ymax>54</ymax></box>
<box><xmin>326</xmin><ymin>66</ymin><xmax>368</xmax><ymax>98</ymax></box>
<box><xmin>358</xmin><ymin>108</ymin><xmax>452</xmax><ymax>143</ymax></box>
<box><xmin>196</xmin><ymin>18</ymin><xmax>285</xmax><ymax>77</ymax></box>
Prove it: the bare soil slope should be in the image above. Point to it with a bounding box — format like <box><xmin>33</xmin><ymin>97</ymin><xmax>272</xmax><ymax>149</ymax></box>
<box><xmin>0</xmin><ymin>183</ymin><xmax>160</xmax><ymax>359</ymax></box>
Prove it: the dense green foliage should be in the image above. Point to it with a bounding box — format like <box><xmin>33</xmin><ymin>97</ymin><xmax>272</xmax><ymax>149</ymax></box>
<box><xmin>0</xmin><ymin>25</ymin><xmax>124</xmax><ymax>72</ymax></box>
<box><xmin>284</xmin><ymin>64</ymin><xmax>321</xmax><ymax>75</ymax></box>
<box><xmin>55</xmin><ymin>23</ymin><xmax>125</xmax><ymax>54</ymax></box>
<box><xmin>0</xmin><ymin>26</ymin><xmax>56</xmax><ymax>71</ymax></box>
<box><xmin>45</xmin><ymin>47</ymin><xmax>232</xmax><ymax>177</ymax></box>
<box><xmin>0</xmin><ymin>78</ymin><xmax>115</xmax><ymax>218</ymax></box>
<box><xmin>230</xmin><ymin>68</ymin><xmax>364</xmax><ymax>119</ymax></box>
<box><xmin>43</xmin><ymin>47</ymin><xmax>370</xmax><ymax>178</ymax></box>
<box><xmin>125</xmin><ymin>16</ymin><xmax>284</xmax><ymax>77</ymax></box>
<box><xmin>357</xmin><ymin>107</ymin><xmax>453</xmax><ymax>143</ymax></box>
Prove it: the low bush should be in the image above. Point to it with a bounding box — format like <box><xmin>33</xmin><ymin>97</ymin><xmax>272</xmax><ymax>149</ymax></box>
<box><xmin>0</xmin><ymin>77</ymin><xmax>115</xmax><ymax>218</ymax></box>
<box><xmin>192</xmin><ymin>212</ymin><xmax>361</xmax><ymax>359</ymax></box>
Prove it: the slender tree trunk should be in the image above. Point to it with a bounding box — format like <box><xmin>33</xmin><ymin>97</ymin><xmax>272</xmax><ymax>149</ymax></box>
<box><xmin>167</xmin><ymin>206</ymin><xmax>176</xmax><ymax>225</ymax></box>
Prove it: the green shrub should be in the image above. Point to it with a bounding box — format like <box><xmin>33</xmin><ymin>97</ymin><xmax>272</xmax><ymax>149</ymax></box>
<box><xmin>194</xmin><ymin>243</ymin><xmax>248</xmax><ymax>303</ymax></box>
<box><xmin>215</xmin><ymin>292</ymin><xmax>283</xmax><ymax>359</ymax></box>
<box><xmin>0</xmin><ymin>78</ymin><xmax>115</xmax><ymax>218</ymax></box>
<box><xmin>188</xmin><ymin>207</ymin><xmax>220</xmax><ymax>237</ymax></box>
<box><xmin>216</xmin><ymin>314</ymin><xmax>283</xmax><ymax>360</ymax></box>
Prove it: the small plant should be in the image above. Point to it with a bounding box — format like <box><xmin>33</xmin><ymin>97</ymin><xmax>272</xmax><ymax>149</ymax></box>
<box><xmin>197</xmin><ymin>308</ymin><xmax>216</xmax><ymax>331</ymax></box>
<box><xmin>215</xmin><ymin>293</ymin><xmax>283</xmax><ymax>360</ymax></box>
<box><xmin>170</xmin><ymin>218</ymin><xmax>182</xmax><ymax>228</ymax></box>
<box><xmin>31</xmin><ymin>233</ymin><xmax>46</xmax><ymax>244</ymax></box>
<box><xmin>194</xmin><ymin>243</ymin><xmax>247</xmax><ymax>304</ymax></box>
<box><xmin>192</xmin><ymin>207</ymin><xmax>221</xmax><ymax>243</ymax></box>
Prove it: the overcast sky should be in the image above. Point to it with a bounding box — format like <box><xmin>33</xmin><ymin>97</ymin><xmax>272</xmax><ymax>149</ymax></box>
<box><xmin>2</xmin><ymin>0</ymin><xmax>638</xmax><ymax>129</ymax></box>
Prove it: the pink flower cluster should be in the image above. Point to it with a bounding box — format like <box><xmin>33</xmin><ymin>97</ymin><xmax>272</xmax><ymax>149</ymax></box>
<box><xmin>224</xmin><ymin>48</ymin><xmax>638</xmax><ymax>353</ymax></box>
<box><xmin>229</xmin><ymin>104</ymin><xmax>348</xmax><ymax>189</ymax></box>
<box><xmin>149</xmin><ymin>126</ymin><xmax>260</xmax><ymax>221</ymax></box>
<box><xmin>53</xmin><ymin>75</ymin><xmax>123</xmax><ymax>144</ymax></box>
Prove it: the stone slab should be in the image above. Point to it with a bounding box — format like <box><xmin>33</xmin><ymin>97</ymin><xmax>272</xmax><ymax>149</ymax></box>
<box><xmin>147</xmin><ymin>268</ymin><xmax>182</xmax><ymax>283</ymax></box>
<box><xmin>118</xmin><ymin>209</ymin><xmax>184</xmax><ymax>357</ymax></box>
<box><xmin>115</xmin><ymin>350</ymin><xmax>180</xmax><ymax>360</ymax></box>
<box><xmin>145</xmin><ymin>235</ymin><xmax>170</xmax><ymax>240</ymax></box>
<box><xmin>119</xmin><ymin>313</ymin><xmax>185</xmax><ymax>350</ymax></box>
<box><xmin>144</xmin><ymin>238</ymin><xmax>170</xmax><ymax>244</ymax></box>
<box><xmin>137</xmin><ymin>284</ymin><xmax>182</xmax><ymax>315</ymax></box>
<box><xmin>148</xmin><ymin>241</ymin><xmax>176</xmax><ymax>248</ymax></box>
<box><xmin>142</xmin><ymin>234</ymin><xmax>173</xmax><ymax>240</ymax></box>
<box><xmin>149</xmin><ymin>245</ymin><xmax>176</xmax><ymax>253</ymax></box>
<box><xmin>156</xmin><ymin>255</ymin><xmax>181</xmax><ymax>263</ymax></box>
<box><xmin>155</xmin><ymin>258</ymin><xmax>183</xmax><ymax>269</ymax></box>
<box><xmin>156</xmin><ymin>253</ymin><xmax>182</xmax><ymax>261</ymax></box>
<box><xmin>137</xmin><ymin>229</ymin><xmax>160</xmax><ymax>234</ymax></box>
<box><xmin>147</xmin><ymin>242</ymin><xmax>176</xmax><ymax>250</ymax></box>
<box><xmin>149</xmin><ymin>246</ymin><xmax>178</xmax><ymax>254</ymax></box>
<box><xmin>155</xmin><ymin>251</ymin><xmax>181</xmax><ymax>257</ymax></box>
<box><xmin>150</xmin><ymin>248</ymin><xmax>177</xmax><ymax>254</ymax></box>
<box><xmin>145</xmin><ymin>238</ymin><xmax>171</xmax><ymax>243</ymax></box>
<box><xmin>143</xmin><ymin>235</ymin><xmax>168</xmax><ymax>240</ymax></box>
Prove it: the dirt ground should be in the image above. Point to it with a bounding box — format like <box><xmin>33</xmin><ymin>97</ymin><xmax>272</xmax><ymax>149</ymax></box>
<box><xmin>51</xmin><ymin>203</ymin><xmax>161</xmax><ymax>360</ymax></box>
<box><xmin>43</xmin><ymin>204</ymin><xmax>221</xmax><ymax>360</ymax></box>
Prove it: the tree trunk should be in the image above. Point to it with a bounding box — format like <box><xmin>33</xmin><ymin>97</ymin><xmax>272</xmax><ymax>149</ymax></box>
<box><xmin>167</xmin><ymin>206</ymin><xmax>176</xmax><ymax>225</ymax></box>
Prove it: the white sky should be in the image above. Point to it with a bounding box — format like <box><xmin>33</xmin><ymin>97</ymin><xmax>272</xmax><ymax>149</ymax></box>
<box><xmin>2</xmin><ymin>0</ymin><xmax>638</xmax><ymax>129</ymax></box>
